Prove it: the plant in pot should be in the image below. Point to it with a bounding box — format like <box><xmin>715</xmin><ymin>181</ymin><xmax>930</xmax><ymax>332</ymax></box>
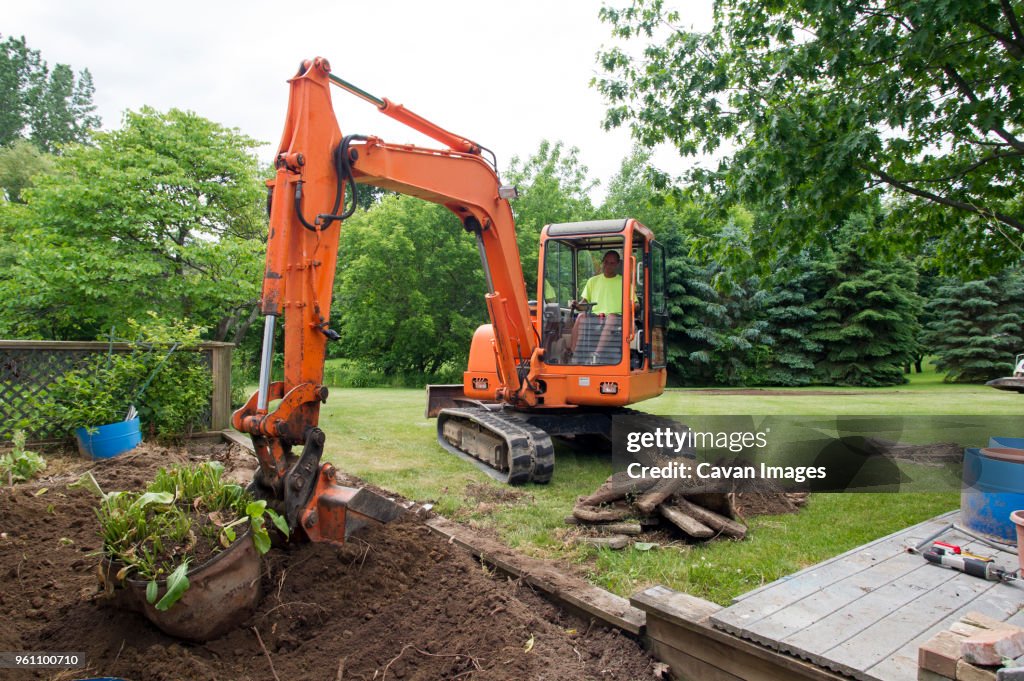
<box><xmin>90</xmin><ymin>461</ymin><xmax>288</xmax><ymax>641</ymax></box>
<box><xmin>30</xmin><ymin>316</ymin><xmax>212</xmax><ymax>457</ymax></box>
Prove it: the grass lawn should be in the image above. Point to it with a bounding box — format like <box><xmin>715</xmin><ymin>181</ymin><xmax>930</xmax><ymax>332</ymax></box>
<box><xmin>311</xmin><ymin>367</ymin><xmax>1022</xmax><ymax>605</ymax></box>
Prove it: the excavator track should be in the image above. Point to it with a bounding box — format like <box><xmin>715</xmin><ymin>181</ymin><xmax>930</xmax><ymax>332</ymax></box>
<box><xmin>436</xmin><ymin>407</ymin><xmax>555</xmax><ymax>485</ymax></box>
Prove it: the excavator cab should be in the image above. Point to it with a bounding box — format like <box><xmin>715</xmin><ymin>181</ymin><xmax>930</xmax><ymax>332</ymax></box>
<box><xmin>539</xmin><ymin>219</ymin><xmax>667</xmax><ymax>373</ymax></box>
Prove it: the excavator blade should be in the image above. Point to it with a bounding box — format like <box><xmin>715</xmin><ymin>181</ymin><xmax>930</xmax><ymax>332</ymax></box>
<box><xmin>425</xmin><ymin>383</ymin><xmax>466</xmax><ymax>417</ymax></box>
<box><xmin>987</xmin><ymin>377</ymin><xmax>1024</xmax><ymax>393</ymax></box>
<box><xmin>342</xmin><ymin>487</ymin><xmax>407</xmax><ymax>536</ymax></box>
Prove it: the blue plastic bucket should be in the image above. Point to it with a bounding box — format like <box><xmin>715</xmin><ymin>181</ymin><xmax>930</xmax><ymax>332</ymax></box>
<box><xmin>990</xmin><ymin>436</ymin><xmax>1024</xmax><ymax>450</ymax></box>
<box><xmin>960</xmin><ymin>447</ymin><xmax>1024</xmax><ymax>544</ymax></box>
<box><xmin>75</xmin><ymin>417</ymin><xmax>142</xmax><ymax>459</ymax></box>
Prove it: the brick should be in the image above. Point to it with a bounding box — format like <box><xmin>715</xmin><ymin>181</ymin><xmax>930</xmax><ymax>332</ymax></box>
<box><xmin>961</xmin><ymin>628</ymin><xmax>1024</xmax><ymax>666</ymax></box>
<box><xmin>997</xmin><ymin>667</ymin><xmax>1024</xmax><ymax>681</ymax></box>
<box><xmin>919</xmin><ymin>630</ymin><xmax>963</xmax><ymax>678</ymax></box>
<box><xmin>956</xmin><ymin>659</ymin><xmax>998</xmax><ymax>681</ymax></box>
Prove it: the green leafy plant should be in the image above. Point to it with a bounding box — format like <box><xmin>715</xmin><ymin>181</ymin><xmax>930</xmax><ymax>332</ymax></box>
<box><xmin>92</xmin><ymin>462</ymin><xmax>287</xmax><ymax>611</ymax></box>
<box><xmin>0</xmin><ymin>430</ymin><xmax>47</xmax><ymax>484</ymax></box>
<box><xmin>220</xmin><ymin>500</ymin><xmax>289</xmax><ymax>555</ymax></box>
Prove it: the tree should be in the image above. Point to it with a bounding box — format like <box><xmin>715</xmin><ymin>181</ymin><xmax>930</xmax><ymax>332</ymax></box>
<box><xmin>0</xmin><ymin>108</ymin><xmax>265</xmax><ymax>341</ymax></box>
<box><xmin>758</xmin><ymin>252</ymin><xmax>827</xmax><ymax>386</ymax></box>
<box><xmin>505</xmin><ymin>141</ymin><xmax>597</xmax><ymax>292</ymax></box>
<box><xmin>922</xmin><ymin>273</ymin><xmax>1024</xmax><ymax>382</ymax></box>
<box><xmin>600</xmin><ymin>150</ymin><xmax>768</xmax><ymax>385</ymax></box>
<box><xmin>1</xmin><ymin>35</ymin><xmax>100</xmax><ymax>151</ymax></box>
<box><xmin>333</xmin><ymin>195</ymin><xmax>487</xmax><ymax>373</ymax></box>
<box><xmin>0</xmin><ymin>139</ymin><xmax>53</xmax><ymax>202</ymax></box>
<box><xmin>595</xmin><ymin>0</ymin><xmax>1024</xmax><ymax>271</ymax></box>
<box><xmin>808</xmin><ymin>215</ymin><xmax>922</xmax><ymax>386</ymax></box>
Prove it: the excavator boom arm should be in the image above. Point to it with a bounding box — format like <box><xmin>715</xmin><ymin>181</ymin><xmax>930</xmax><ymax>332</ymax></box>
<box><xmin>233</xmin><ymin>58</ymin><xmax>540</xmax><ymax>522</ymax></box>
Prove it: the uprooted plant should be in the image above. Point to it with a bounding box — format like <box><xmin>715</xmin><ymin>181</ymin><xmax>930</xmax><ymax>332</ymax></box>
<box><xmin>89</xmin><ymin>461</ymin><xmax>287</xmax><ymax>611</ymax></box>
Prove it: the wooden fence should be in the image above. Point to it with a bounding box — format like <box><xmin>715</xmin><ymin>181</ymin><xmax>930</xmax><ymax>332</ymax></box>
<box><xmin>0</xmin><ymin>340</ymin><xmax>233</xmax><ymax>443</ymax></box>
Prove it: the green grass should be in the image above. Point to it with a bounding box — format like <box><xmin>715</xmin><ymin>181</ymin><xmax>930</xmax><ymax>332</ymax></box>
<box><xmin>308</xmin><ymin>368</ymin><xmax>1021</xmax><ymax>605</ymax></box>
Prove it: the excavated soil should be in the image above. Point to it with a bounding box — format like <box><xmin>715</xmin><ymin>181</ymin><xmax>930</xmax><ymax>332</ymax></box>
<box><xmin>0</xmin><ymin>441</ymin><xmax>656</xmax><ymax>681</ymax></box>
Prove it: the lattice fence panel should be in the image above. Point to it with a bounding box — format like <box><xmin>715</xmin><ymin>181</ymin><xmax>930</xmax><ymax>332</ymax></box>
<box><xmin>0</xmin><ymin>342</ymin><xmax>222</xmax><ymax>443</ymax></box>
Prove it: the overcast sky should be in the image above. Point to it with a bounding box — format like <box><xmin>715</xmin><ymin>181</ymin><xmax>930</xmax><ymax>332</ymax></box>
<box><xmin>4</xmin><ymin>1</ymin><xmax>714</xmax><ymax>201</ymax></box>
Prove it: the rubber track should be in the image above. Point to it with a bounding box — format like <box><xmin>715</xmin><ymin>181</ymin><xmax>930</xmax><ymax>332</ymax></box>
<box><xmin>436</xmin><ymin>407</ymin><xmax>555</xmax><ymax>485</ymax></box>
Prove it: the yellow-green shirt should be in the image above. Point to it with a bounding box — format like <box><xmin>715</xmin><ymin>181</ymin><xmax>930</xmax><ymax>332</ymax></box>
<box><xmin>582</xmin><ymin>274</ymin><xmax>624</xmax><ymax>315</ymax></box>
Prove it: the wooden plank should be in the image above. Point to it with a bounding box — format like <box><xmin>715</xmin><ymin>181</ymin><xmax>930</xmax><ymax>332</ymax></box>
<box><xmin>714</xmin><ymin>544</ymin><xmax>907</xmax><ymax>635</ymax></box>
<box><xmin>770</xmin><ymin>556</ymin><xmax>953</xmax><ymax>655</ymax></box>
<box><xmin>866</xmin><ymin>581</ymin><xmax>1023</xmax><ymax>681</ymax></box>
<box><xmin>597</xmin><ymin>522</ymin><xmax>644</xmax><ymax>536</ymax></box>
<box><xmin>714</xmin><ymin>512</ymin><xmax>960</xmax><ymax>636</ymax></box>
<box><xmin>209</xmin><ymin>343</ymin><xmax>233</xmax><ymax>431</ymax></box>
<box><xmin>631</xmin><ymin>585</ymin><xmax>722</xmax><ymax>626</ymax></box>
<box><xmin>675</xmin><ymin>497</ymin><xmax>747</xmax><ymax>539</ymax></box>
<box><xmin>821</xmin><ymin>570</ymin><xmax>994</xmax><ymax>677</ymax></box>
<box><xmin>222</xmin><ymin>429</ymin><xmax>254</xmax><ymax>451</ymax></box>
<box><xmin>644</xmin><ymin>615</ymin><xmax>848</xmax><ymax>681</ymax></box>
<box><xmin>710</xmin><ymin>511</ymin><xmax>1022</xmax><ymax>681</ymax></box>
<box><xmin>424</xmin><ymin>516</ymin><xmax>646</xmax><ymax>635</ymax></box>
<box><xmin>576</xmin><ymin>535</ymin><xmax>630</xmax><ymax>550</ymax></box>
<box><xmin>580</xmin><ymin>472</ymin><xmax>659</xmax><ymax>505</ymax></box>
<box><xmin>659</xmin><ymin>504</ymin><xmax>714</xmax><ymax>538</ymax></box>
<box><xmin>636</xmin><ymin>478</ymin><xmax>688</xmax><ymax>514</ymax></box>
<box><xmin>646</xmin><ymin>637</ymin><xmax>745</xmax><ymax>681</ymax></box>
<box><xmin>731</xmin><ymin>512</ymin><xmax>957</xmax><ymax>604</ymax></box>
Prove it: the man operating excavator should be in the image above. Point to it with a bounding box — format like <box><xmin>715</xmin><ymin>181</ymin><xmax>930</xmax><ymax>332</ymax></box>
<box><xmin>570</xmin><ymin>250</ymin><xmax>636</xmax><ymax>363</ymax></box>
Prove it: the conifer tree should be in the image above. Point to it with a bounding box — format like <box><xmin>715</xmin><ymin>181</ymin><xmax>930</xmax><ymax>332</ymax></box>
<box><xmin>809</xmin><ymin>215</ymin><xmax>922</xmax><ymax>386</ymax></box>
<box><xmin>922</xmin><ymin>273</ymin><xmax>1024</xmax><ymax>382</ymax></box>
<box><xmin>758</xmin><ymin>252</ymin><xmax>827</xmax><ymax>386</ymax></box>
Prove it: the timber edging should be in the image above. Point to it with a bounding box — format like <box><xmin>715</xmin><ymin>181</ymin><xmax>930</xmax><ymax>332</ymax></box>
<box><xmin>632</xmin><ymin>585</ymin><xmax>855</xmax><ymax>681</ymax></box>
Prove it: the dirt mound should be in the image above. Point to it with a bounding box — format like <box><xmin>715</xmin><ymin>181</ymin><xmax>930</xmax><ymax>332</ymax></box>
<box><xmin>733</xmin><ymin>491</ymin><xmax>809</xmax><ymax>517</ymax></box>
<box><xmin>0</xmin><ymin>442</ymin><xmax>655</xmax><ymax>681</ymax></box>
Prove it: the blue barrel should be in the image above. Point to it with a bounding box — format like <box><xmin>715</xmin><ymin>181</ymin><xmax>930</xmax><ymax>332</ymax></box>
<box><xmin>991</xmin><ymin>436</ymin><xmax>1024</xmax><ymax>450</ymax></box>
<box><xmin>75</xmin><ymin>417</ymin><xmax>142</xmax><ymax>459</ymax></box>
<box><xmin>961</xmin><ymin>447</ymin><xmax>1024</xmax><ymax>544</ymax></box>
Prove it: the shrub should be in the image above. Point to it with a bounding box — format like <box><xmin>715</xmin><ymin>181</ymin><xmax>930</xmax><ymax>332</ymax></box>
<box><xmin>31</xmin><ymin>315</ymin><xmax>213</xmax><ymax>441</ymax></box>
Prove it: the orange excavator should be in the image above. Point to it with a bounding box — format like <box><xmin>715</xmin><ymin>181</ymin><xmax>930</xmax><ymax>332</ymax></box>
<box><xmin>232</xmin><ymin>57</ymin><xmax>668</xmax><ymax>543</ymax></box>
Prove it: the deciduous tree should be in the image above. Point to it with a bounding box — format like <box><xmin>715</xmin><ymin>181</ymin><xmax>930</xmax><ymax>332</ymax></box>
<box><xmin>0</xmin><ymin>108</ymin><xmax>265</xmax><ymax>341</ymax></box>
<box><xmin>595</xmin><ymin>0</ymin><xmax>1024</xmax><ymax>271</ymax></box>
<box><xmin>333</xmin><ymin>195</ymin><xmax>487</xmax><ymax>373</ymax></box>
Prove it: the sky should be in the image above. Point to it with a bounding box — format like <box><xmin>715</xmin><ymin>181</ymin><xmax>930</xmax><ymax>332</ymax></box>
<box><xmin>3</xmin><ymin>0</ymin><xmax>714</xmax><ymax>202</ymax></box>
